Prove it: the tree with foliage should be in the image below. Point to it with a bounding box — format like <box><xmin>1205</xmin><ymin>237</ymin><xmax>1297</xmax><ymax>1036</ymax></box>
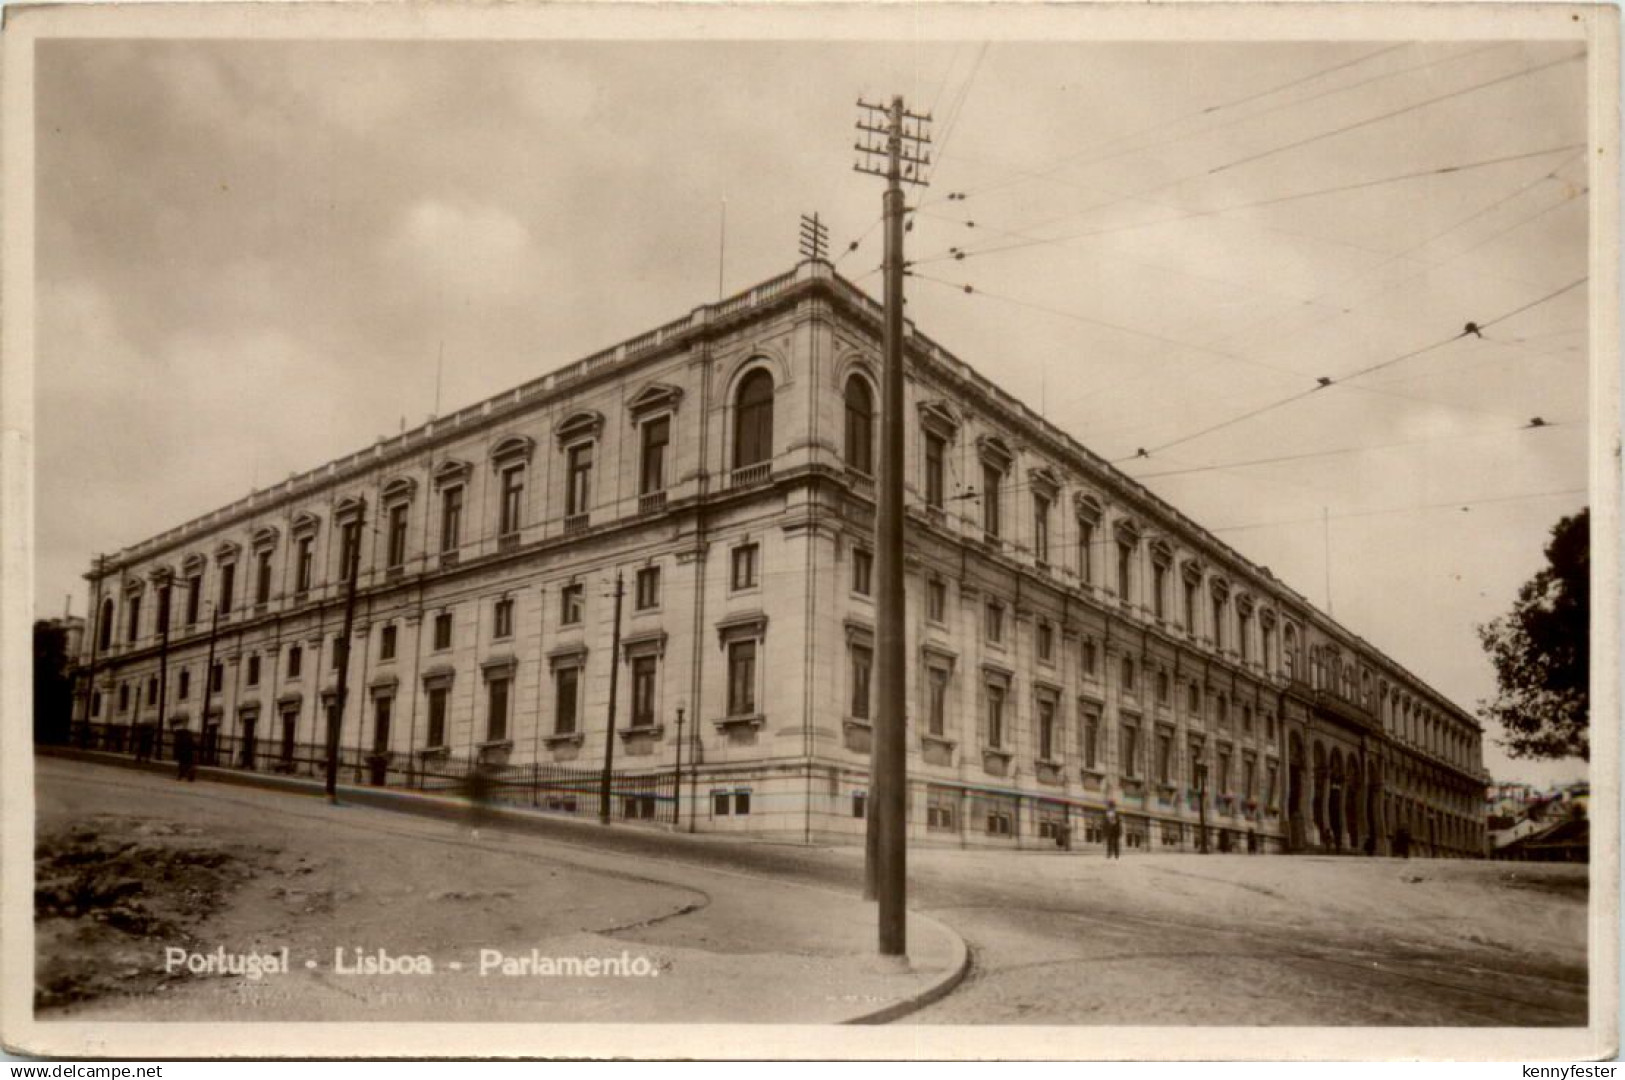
<box><xmin>33</xmin><ymin>619</ymin><xmax>76</xmax><ymax>745</ymax></box>
<box><xmin>1477</xmin><ymin>508</ymin><xmax>1589</xmax><ymax>761</ymax></box>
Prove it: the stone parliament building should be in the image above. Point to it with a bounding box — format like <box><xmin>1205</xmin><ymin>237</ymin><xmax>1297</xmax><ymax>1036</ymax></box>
<box><xmin>73</xmin><ymin>260</ymin><xmax>1489</xmax><ymax>856</ymax></box>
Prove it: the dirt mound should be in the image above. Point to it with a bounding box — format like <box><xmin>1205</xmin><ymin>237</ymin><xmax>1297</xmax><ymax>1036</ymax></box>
<box><xmin>35</xmin><ymin>813</ymin><xmax>272</xmax><ymax>1011</ymax></box>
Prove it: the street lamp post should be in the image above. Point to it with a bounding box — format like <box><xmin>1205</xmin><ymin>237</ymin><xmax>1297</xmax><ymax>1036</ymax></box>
<box><xmin>673</xmin><ymin>703</ymin><xmax>686</xmax><ymax>830</ymax></box>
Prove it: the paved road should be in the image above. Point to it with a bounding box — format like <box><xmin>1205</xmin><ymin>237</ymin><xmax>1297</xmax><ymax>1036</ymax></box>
<box><xmin>33</xmin><ymin>758</ymin><xmax>960</xmax><ymax>1026</ymax></box>
<box><xmin>38</xmin><ymin>753</ymin><xmax>1587</xmax><ymax>1027</ymax></box>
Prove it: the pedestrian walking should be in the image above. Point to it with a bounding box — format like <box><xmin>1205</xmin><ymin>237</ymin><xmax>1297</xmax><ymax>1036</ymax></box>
<box><xmin>1104</xmin><ymin>806</ymin><xmax>1122</xmax><ymax>860</ymax></box>
<box><xmin>173</xmin><ymin>725</ymin><xmax>197</xmax><ymax>783</ymax></box>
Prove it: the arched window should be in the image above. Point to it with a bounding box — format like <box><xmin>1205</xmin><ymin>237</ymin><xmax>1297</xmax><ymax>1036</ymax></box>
<box><xmin>98</xmin><ymin>597</ymin><xmax>114</xmax><ymax>652</ymax></box>
<box><xmin>843</xmin><ymin>375</ymin><xmax>874</xmax><ymax>475</ymax></box>
<box><xmin>734</xmin><ymin>369</ymin><xmax>774</xmax><ymax>471</ymax></box>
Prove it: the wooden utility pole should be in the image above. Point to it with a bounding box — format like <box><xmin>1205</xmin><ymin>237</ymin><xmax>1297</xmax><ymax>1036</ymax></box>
<box><xmin>599</xmin><ymin>571</ymin><xmax>626</xmax><ymax>825</ymax></box>
<box><xmin>326</xmin><ymin>503</ymin><xmax>366</xmax><ymax>803</ymax></box>
<box><xmin>199</xmin><ymin>602</ymin><xmax>221</xmax><ymax>764</ymax></box>
<box><xmin>855</xmin><ymin>94</ymin><xmax>931</xmax><ymax>958</ymax></box>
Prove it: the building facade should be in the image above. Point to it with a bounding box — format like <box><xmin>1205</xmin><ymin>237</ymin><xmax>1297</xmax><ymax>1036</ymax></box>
<box><xmin>72</xmin><ymin>260</ymin><xmax>1489</xmax><ymax>856</ymax></box>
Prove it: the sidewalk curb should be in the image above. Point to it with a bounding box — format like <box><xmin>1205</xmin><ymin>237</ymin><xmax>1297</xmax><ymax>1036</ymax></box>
<box><xmin>841</xmin><ymin>916</ymin><xmax>972</xmax><ymax>1025</ymax></box>
<box><xmin>37</xmin><ymin>747</ymin><xmax>971</xmax><ymax>1024</ymax></box>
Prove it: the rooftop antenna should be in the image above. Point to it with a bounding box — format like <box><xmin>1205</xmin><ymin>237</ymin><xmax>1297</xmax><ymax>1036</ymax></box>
<box><xmin>717</xmin><ymin>198</ymin><xmax>728</xmax><ymax>300</ymax></box>
<box><xmin>799</xmin><ymin>212</ymin><xmax>829</xmax><ymax>261</ymax></box>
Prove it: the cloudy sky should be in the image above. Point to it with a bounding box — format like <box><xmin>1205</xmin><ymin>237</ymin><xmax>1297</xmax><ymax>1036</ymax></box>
<box><xmin>32</xmin><ymin>25</ymin><xmax>1594</xmax><ymax>787</ymax></box>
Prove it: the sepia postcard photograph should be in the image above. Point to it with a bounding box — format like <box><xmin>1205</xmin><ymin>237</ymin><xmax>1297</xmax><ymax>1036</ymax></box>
<box><xmin>1</xmin><ymin>0</ymin><xmax>1617</xmax><ymax>1062</ymax></box>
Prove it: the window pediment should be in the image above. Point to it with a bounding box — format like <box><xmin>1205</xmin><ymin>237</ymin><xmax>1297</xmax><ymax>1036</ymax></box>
<box><xmin>917</xmin><ymin>400</ymin><xmax>961</xmax><ymax>438</ymax></box>
<box><xmin>1027</xmin><ymin>465</ymin><xmax>1061</xmax><ymax>497</ymax></box>
<box><xmin>334</xmin><ymin>496</ymin><xmax>365</xmax><ymax>522</ymax></box>
<box><xmin>432</xmin><ymin>459</ymin><xmax>472</xmax><ymax>489</ymax></box>
<box><xmin>976</xmin><ymin>434</ymin><xmax>1014</xmax><ymax>470</ymax></box>
<box><xmin>291</xmin><ymin>512</ymin><xmax>321</xmax><ymax>537</ymax></box>
<box><xmin>1150</xmin><ymin>539</ymin><xmax>1174</xmax><ymax>565</ymax></box>
<box><xmin>1235</xmin><ymin>592</ymin><xmax>1254</xmax><ymax>616</ymax></box>
<box><xmin>554</xmin><ymin>411</ymin><xmax>604</xmax><ymax>448</ymax></box>
<box><xmin>843</xmin><ymin>617</ymin><xmax>874</xmax><ymax>646</ymax></box>
<box><xmin>381</xmin><ymin>477</ymin><xmax>418</xmax><ymax>505</ymax></box>
<box><xmin>490</xmin><ymin>434</ymin><xmax>536</xmax><ymax>466</ymax></box>
<box><xmin>1074</xmin><ymin>493</ymin><xmax>1103</xmax><ymax>523</ymax></box>
<box><xmin>214</xmin><ymin>541</ymin><xmax>240</xmax><ymax>562</ymax></box>
<box><xmin>621</xmin><ymin>629</ymin><xmax>668</xmax><ymax>659</ymax></box>
<box><xmin>716</xmin><ymin>610</ymin><xmax>768</xmax><ymax>646</ymax></box>
<box><xmin>1113</xmin><ymin>518</ymin><xmax>1141</xmax><ymax>544</ymax></box>
<box><xmin>181</xmin><ymin>553</ymin><xmax>207</xmax><ymax>575</ymax></box>
<box><xmin>628</xmin><ymin>383</ymin><xmax>683</xmax><ymax>418</ymax></box>
<box><xmin>146</xmin><ymin>564</ymin><xmax>174</xmax><ymax>583</ymax></box>
<box><xmin>251</xmin><ymin>526</ymin><xmax>279</xmax><ymax>551</ymax></box>
<box><xmin>1181</xmin><ymin>559</ymin><xmax>1205</xmax><ymax>585</ymax></box>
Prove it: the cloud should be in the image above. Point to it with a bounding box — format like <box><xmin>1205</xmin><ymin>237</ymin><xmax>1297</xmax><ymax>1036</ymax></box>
<box><xmin>384</xmin><ymin>198</ymin><xmax>546</xmax><ymax>304</ymax></box>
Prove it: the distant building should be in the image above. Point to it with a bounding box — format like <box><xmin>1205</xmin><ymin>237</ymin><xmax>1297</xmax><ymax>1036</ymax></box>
<box><xmin>34</xmin><ymin>615</ymin><xmax>85</xmax><ymax>745</ymax></box>
<box><xmin>69</xmin><ymin>260</ymin><xmax>1488</xmax><ymax>856</ymax></box>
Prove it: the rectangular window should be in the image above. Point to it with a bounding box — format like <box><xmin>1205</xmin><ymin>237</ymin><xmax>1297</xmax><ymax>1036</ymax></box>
<box><xmin>1244</xmin><ymin>758</ymin><xmax>1257</xmax><ymax>802</ymax></box>
<box><xmin>183</xmin><ymin>575</ymin><xmax>201</xmax><ymax>624</ymax></box>
<box><xmin>387</xmin><ymin>503</ymin><xmax>409</xmax><ymax>568</ymax></box>
<box><xmin>1157</xmin><ymin>731</ymin><xmax>1174</xmax><ymax>785</ymax></box>
<box><xmin>1083</xmin><ymin>707</ymin><xmax>1101</xmax><ymax>769</ymax></box>
<box><xmin>727</xmin><ymin>640</ymin><xmax>757</xmax><ymax>717</ymax></box>
<box><xmin>1078</xmin><ymin>519</ymin><xmax>1095</xmax><ymax>583</ymax></box>
<box><xmin>631</xmin><ymin>656</ymin><xmax>657</xmax><ymax>727</ymax></box>
<box><xmin>986</xmin><ymin>682</ymin><xmax>1006</xmax><ymax>748</ymax></box>
<box><xmin>373</xmin><ymin>696</ymin><xmax>393</xmax><ymax>753</ymax></box>
<box><xmin>850</xmin><ymin>645</ymin><xmax>872</xmax><ymax>720</ymax></box>
<box><xmin>493</xmin><ymin>597</ymin><xmax>514</xmax><ymax>639</ymax></box>
<box><xmin>1153</xmin><ymin>562</ymin><xmax>1168</xmax><ymax>620</ymax></box>
<box><xmin>560</xmin><ymin>584</ymin><xmax>584</xmax><ymax>626</ymax></box>
<box><xmin>338</xmin><ymin>521</ymin><xmax>360</xmax><ymax>581</ymax></box>
<box><xmin>124</xmin><ymin>595</ymin><xmax>142</xmax><ymax>644</ymax></box>
<box><xmin>487</xmin><ymin>677</ymin><xmax>510</xmax><ymax>742</ymax></box>
<box><xmin>332</xmin><ymin>635</ymin><xmax>344</xmax><ymax>670</ymax></box>
<box><xmin>1212</xmin><ymin>595</ymin><xmax>1226</xmax><ymax>649</ymax></box>
<box><xmin>433</xmin><ymin>612</ymin><xmax>452</xmax><ymax>651</ymax></box>
<box><xmin>985</xmin><ymin>600</ymin><xmax>1004</xmax><ymax>644</ymax></box>
<box><xmin>731</xmin><ymin>544</ymin><xmax>759</xmax><ymax>590</ymax></box>
<box><xmin>1121</xmin><ymin>723</ymin><xmax>1140</xmax><ymax>779</ymax></box>
<box><xmin>555</xmin><ymin>667</ymin><xmax>580</xmax><ymax>735</ymax></box>
<box><xmin>427</xmin><ymin>686</ymin><xmax>448</xmax><ymax>747</ymax></box>
<box><xmin>219</xmin><ymin>563</ymin><xmax>235</xmax><ymax>613</ymax></box>
<box><xmin>1266</xmin><ymin>761</ymin><xmax>1279</xmax><ymax>806</ymax></box>
<box><xmin>713</xmin><ymin>791</ymin><xmax>731</xmax><ymax>817</ymax></box>
<box><xmin>852</xmin><ymin>548</ymin><xmax>873</xmax><ymax>596</ymax></box>
<box><xmin>734</xmin><ymin>791</ymin><xmax>752</xmax><ymax>816</ymax></box>
<box><xmin>1033</xmin><ymin>494</ymin><xmax>1051</xmax><ymax>562</ymax></box>
<box><xmin>156</xmin><ymin>586</ymin><xmax>171</xmax><ymax>634</ymax></box>
<box><xmin>287</xmin><ymin>644</ymin><xmax>302</xmax><ymax>679</ymax></box>
<box><xmin>1082</xmin><ymin>638</ymin><xmax>1098</xmax><ymax>677</ymax></box>
<box><xmin>1218</xmin><ymin>749</ymin><xmax>1232</xmax><ymax>795</ymax></box>
<box><xmin>852</xmin><ymin>792</ymin><xmax>867</xmax><ymax>819</ymax></box>
<box><xmin>1188</xmin><ymin>682</ymin><xmax>1201</xmax><ymax>716</ymax></box>
<box><xmin>640</xmin><ymin>416</ymin><xmax>670</xmax><ymax>496</ymax></box>
<box><xmin>635</xmin><ymin>566</ymin><xmax>661</xmax><ymax>610</ymax></box>
<box><xmin>499</xmin><ymin>466</ymin><xmax>524</xmax><ymax>536</ymax></box>
<box><xmin>253</xmin><ymin>549</ymin><xmax>272</xmax><ymax>602</ymax></box>
<box><xmin>1037</xmin><ymin>698</ymin><xmax>1056</xmax><ymax>760</ymax></box>
<box><xmin>380</xmin><ymin>623</ymin><xmax>397</xmax><ymax>661</ymax></box>
<box><xmin>924</xmin><ymin>432</ymin><xmax>946</xmax><ymax>509</ymax></box>
<box><xmin>1239</xmin><ymin>612</ymin><xmax>1253</xmax><ymax>661</ymax></box>
<box><xmin>1184</xmin><ymin>579</ymin><xmax>1198</xmax><ymax>633</ymax></box>
<box><xmin>1121</xmin><ymin>655</ymin><xmax>1137</xmax><ymax>692</ymax></box>
<box><xmin>210</xmin><ymin>662</ymin><xmax>223</xmax><ymax>694</ymax></box>
<box><xmin>119</xmin><ymin>683</ymin><xmax>130</xmax><ymax>711</ymax></box>
<box><xmin>928</xmin><ymin>667</ymin><xmax>948</xmax><ymax>736</ymax></box>
<box><xmin>1037</xmin><ymin>620</ymin><xmax>1054</xmax><ymax>662</ymax></box>
<box><xmin>927</xmin><ymin>787</ymin><xmax>956</xmax><ymax>831</ymax></box>
<box><xmin>295</xmin><ymin>537</ymin><xmax>313</xmax><ymax>593</ymax></box>
<box><xmin>926</xmin><ymin>578</ymin><xmax>947</xmax><ymax>623</ymax></box>
<box><xmin>566</xmin><ymin>443</ymin><xmax>593</xmax><ymax>517</ymax></box>
<box><xmin>1242</xmin><ymin>704</ymin><xmax>1254</xmax><ymax>734</ymax></box>
<box><xmin>441</xmin><ymin>486</ymin><xmax>463</xmax><ymax>553</ymax></box>
<box><xmin>1116</xmin><ymin>541</ymin><xmax>1133</xmax><ymax>601</ymax></box>
<box><xmin>1262</xmin><ymin>623</ymin><xmax>1275</xmax><ymax>669</ymax></box>
<box><xmin>1157</xmin><ymin>670</ymin><xmax>1171</xmax><ymax>705</ymax></box>
<box><xmin>981</xmin><ymin>463</ymin><xmax>1002</xmax><ymax>538</ymax></box>
<box><xmin>247</xmin><ymin>654</ymin><xmax>261</xmax><ymax>687</ymax></box>
<box><xmin>146</xmin><ymin>678</ymin><xmax>158</xmax><ymax>707</ymax></box>
<box><xmin>178</xmin><ymin>669</ymin><xmax>190</xmax><ymax>701</ymax></box>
